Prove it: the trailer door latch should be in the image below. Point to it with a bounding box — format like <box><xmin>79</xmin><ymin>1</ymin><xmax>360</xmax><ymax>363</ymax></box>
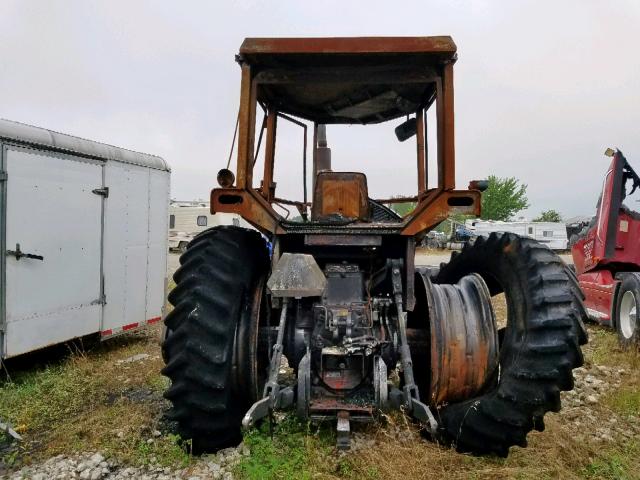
<box><xmin>6</xmin><ymin>243</ymin><xmax>44</xmax><ymax>261</ymax></box>
<box><xmin>92</xmin><ymin>187</ymin><xmax>109</xmax><ymax>197</ymax></box>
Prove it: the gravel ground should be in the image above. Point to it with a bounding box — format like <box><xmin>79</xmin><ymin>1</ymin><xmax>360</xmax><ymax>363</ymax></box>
<box><xmin>561</xmin><ymin>362</ymin><xmax>640</xmax><ymax>444</ymax></box>
<box><xmin>7</xmin><ymin>446</ymin><xmax>248</xmax><ymax>480</ymax></box>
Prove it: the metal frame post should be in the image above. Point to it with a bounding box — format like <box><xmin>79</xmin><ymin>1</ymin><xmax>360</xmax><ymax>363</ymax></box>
<box><xmin>416</xmin><ymin>108</ymin><xmax>426</xmax><ymax>195</ymax></box>
<box><xmin>0</xmin><ymin>143</ymin><xmax>6</xmax><ymax>359</ymax></box>
<box><xmin>263</xmin><ymin>109</ymin><xmax>277</xmax><ymax>202</ymax></box>
<box><xmin>441</xmin><ymin>62</ymin><xmax>455</xmax><ymax>190</ymax></box>
<box><xmin>236</xmin><ymin>64</ymin><xmax>257</xmax><ymax>189</ymax></box>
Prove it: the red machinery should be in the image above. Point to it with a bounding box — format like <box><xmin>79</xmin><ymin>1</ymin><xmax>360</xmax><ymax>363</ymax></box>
<box><xmin>572</xmin><ymin>149</ymin><xmax>640</xmax><ymax>347</ymax></box>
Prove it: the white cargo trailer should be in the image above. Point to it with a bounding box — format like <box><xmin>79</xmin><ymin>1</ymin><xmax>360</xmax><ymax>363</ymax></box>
<box><xmin>0</xmin><ymin>119</ymin><xmax>171</xmax><ymax>358</ymax></box>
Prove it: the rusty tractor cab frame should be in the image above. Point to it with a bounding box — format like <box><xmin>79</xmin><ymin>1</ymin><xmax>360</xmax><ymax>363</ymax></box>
<box><xmin>162</xmin><ymin>37</ymin><xmax>586</xmax><ymax>456</ymax></box>
<box><xmin>211</xmin><ymin>36</ymin><xmax>481</xmax><ymax>238</ymax></box>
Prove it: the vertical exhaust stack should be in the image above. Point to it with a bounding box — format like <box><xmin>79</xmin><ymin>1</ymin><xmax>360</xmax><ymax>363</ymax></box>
<box><xmin>313</xmin><ymin>124</ymin><xmax>332</xmax><ymax>193</ymax></box>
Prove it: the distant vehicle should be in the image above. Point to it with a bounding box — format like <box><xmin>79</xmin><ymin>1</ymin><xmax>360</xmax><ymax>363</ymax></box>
<box><xmin>422</xmin><ymin>231</ymin><xmax>447</xmax><ymax>249</ymax></box>
<box><xmin>572</xmin><ymin>149</ymin><xmax>640</xmax><ymax>348</ymax></box>
<box><xmin>467</xmin><ymin>219</ymin><xmax>569</xmax><ymax>250</ymax></box>
<box><xmin>168</xmin><ymin>203</ymin><xmax>251</xmax><ymax>252</ymax></box>
<box><xmin>0</xmin><ymin>119</ymin><xmax>170</xmax><ymax>359</ymax></box>
<box><xmin>454</xmin><ymin>225</ymin><xmax>475</xmax><ymax>242</ymax></box>
<box><xmin>565</xmin><ymin>215</ymin><xmax>593</xmax><ymax>246</ymax></box>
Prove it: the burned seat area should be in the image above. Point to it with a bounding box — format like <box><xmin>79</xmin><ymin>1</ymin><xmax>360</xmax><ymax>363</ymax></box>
<box><xmin>310</xmin><ymin>171</ymin><xmax>401</xmax><ymax>223</ymax></box>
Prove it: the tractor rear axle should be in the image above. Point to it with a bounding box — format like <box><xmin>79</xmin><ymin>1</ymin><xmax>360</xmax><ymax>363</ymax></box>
<box><xmin>242</xmin><ymin>252</ymin><xmax>498</xmax><ymax>449</ymax></box>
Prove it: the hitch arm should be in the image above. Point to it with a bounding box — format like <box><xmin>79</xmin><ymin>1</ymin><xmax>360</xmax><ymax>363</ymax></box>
<box><xmin>242</xmin><ymin>298</ymin><xmax>294</xmax><ymax>428</ymax></box>
<box><xmin>391</xmin><ymin>260</ymin><xmax>438</xmax><ymax>433</ymax></box>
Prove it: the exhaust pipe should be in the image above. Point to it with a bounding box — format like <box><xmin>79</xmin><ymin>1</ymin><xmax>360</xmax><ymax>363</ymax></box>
<box><xmin>313</xmin><ymin>124</ymin><xmax>332</xmax><ymax>193</ymax></box>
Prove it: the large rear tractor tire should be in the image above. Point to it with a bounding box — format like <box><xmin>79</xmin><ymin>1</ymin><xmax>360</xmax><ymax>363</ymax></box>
<box><xmin>433</xmin><ymin>233</ymin><xmax>588</xmax><ymax>456</ymax></box>
<box><xmin>161</xmin><ymin>226</ymin><xmax>269</xmax><ymax>452</ymax></box>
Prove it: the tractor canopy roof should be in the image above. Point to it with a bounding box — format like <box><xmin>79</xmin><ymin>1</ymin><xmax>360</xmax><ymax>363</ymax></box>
<box><xmin>239</xmin><ymin>36</ymin><xmax>457</xmax><ymax>125</ymax></box>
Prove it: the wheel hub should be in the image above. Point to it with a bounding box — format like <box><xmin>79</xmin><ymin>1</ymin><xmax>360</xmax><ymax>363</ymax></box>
<box><xmin>416</xmin><ymin>271</ymin><xmax>499</xmax><ymax>405</ymax></box>
<box><xmin>619</xmin><ymin>290</ymin><xmax>637</xmax><ymax>340</ymax></box>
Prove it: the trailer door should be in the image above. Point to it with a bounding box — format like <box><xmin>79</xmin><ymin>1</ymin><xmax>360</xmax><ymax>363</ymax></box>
<box><xmin>3</xmin><ymin>146</ymin><xmax>103</xmax><ymax>357</ymax></box>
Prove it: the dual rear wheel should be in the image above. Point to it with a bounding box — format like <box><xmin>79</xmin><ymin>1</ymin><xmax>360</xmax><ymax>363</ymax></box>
<box><xmin>162</xmin><ymin>229</ymin><xmax>588</xmax><ymax>456</ymax></box>
<box><xmin>432</xmin><ymin>233</ymin><xmax>587</xmax><ymax>456</ymax></box>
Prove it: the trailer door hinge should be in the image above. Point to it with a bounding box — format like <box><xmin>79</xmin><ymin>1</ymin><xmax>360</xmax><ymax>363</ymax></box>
<box><xmin>92</xmin><ymin>187</ymin><xmax>109</xmax><ymax>197</ymax></box>
<box><xmin>0</xmin><ymin>172</ymin><xmax>7</xmax><ymax>182</ymax></box>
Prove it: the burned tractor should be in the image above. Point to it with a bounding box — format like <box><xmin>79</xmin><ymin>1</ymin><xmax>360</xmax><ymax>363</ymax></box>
<box><xmin>162</xmin><ymin>37</ymin><xmax>587</xmax><ymax>455</ymax></box>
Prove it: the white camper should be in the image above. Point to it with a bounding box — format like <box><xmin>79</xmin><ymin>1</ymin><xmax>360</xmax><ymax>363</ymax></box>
<box><xmin>168</xmin><ymin>204</ymin><xmax>250</xmax><ymax>252</ymax></box>
<box><xmin>467</xmin><ymin>219</ymin><xmax>568</xmax><ymax>250</ymax></box>
<box><xmin>0</xmin><ymin>119</ymin><xmax>171</xmax><ymax>358</ymax></box>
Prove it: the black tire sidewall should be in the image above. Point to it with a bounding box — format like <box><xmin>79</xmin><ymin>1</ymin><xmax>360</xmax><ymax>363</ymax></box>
<box><xmin>433</xmin><ymin>233</ymin><xmax>585</xmax><ymax>455</ymax></box>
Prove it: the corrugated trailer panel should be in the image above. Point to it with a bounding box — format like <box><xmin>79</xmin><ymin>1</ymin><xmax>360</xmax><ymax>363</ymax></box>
<box><xmin>145</xmin><ymin>169</ymin><xmax>169</xmax><ymax>324</ymax></box>
<box><xmin>102</xmin><ymin>162</ymin><xmax>159</xmax><ymax>336</ymax></box>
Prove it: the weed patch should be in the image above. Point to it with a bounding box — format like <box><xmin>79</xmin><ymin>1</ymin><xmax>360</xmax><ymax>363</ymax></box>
<box><xmin>235</xmin><ymin>417</ymin><xmax>334</xmax><ymax>480</ymax></box>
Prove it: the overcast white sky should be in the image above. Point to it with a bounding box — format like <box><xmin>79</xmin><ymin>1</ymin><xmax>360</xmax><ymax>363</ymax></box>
<box><xmin>1</xmin><ymin>0</ymin><xmax>639</xmax><ymax>219</ymax></box>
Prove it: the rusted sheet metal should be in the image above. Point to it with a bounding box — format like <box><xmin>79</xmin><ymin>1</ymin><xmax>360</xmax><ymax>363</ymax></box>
<box><xmin>416</xmin><ymin>271</ymin><xmax>499</xmax><ymax>405</ymax></box>
<box><xmin>240</xmin><ymin>36</ymin><xmax>457</xmax><ymax>56</ymax></box>
<box><xmin>253</xmin><ymin>66</ymin><xmax>439</xmax><ymax>85</ymax></box>
<box><xmin>267</xmin><ymin>253</ymin><xmax>326</xmax><ymax>298</ymax></box>
<box><xmin>311</xmin><ymin>172</ymin><xmax>369</xmax><ymax>221</ymax></box>
<box><xmin>304</xmin><ymin>234</ymin><xmax>382</xmax><ymax>247</ymax></box>
<box><xmin>309</xmin><ymin>398</ymin><xmax>373</xmax><ymax>415</ymax></box>
<box><xmin>401</xmin><ymin>189</ymin><xmax>480</xmax><ymax>236</ymax></box>
<box><xmin>211</xmin><ymin>187</ymin><xmax>281</xmax><ymax>234</ymax></box>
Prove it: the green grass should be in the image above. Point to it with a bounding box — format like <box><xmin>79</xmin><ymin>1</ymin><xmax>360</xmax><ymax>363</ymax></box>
<box><xmin>235</xmin><ymin>417</ymin><xmax>335</xmax><ymax>480</ymax></box>
<box><xmin>582</xmin><ymin>441</ymin><xmax>640</xmax><ymax>480</ymax></box>
<box><xmin>0</xmin><ymin>328</ymin><xmax>195</xmax><ymax>469</ymax></box>
<box><xmin>0</xmin><ymin>360</ymin><xmax>102</xmax><ymax>432</ymax></box>
<box><xmin>606</xmin><ymin>386</ymin><xmax>640</xmax><ymax>417</ymax></box>
<box><xmin>588</xmin><ymin>326</ymin><xmax>640</xmax><ymax>370</ymax></box>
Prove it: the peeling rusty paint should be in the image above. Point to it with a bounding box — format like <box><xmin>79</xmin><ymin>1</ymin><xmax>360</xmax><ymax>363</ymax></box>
<box><xmin>416</xmin><ymin>271</ymin><xmax>499</xmax><ymax>405</ymax></box>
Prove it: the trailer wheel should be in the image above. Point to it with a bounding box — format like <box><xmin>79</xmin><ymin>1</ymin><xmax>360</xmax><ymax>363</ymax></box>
<box><xmin>615</xmin><ymin>274</ymin><xmax>640</xmax><ymax>349</ymax></box>
<box><xmin>161</xmin><ymin>226</ymin><xmax>269</xmax><ymax>452</ymax></box>
<box><xmin>433</xmin><ymin>233</ymin><xmax>587</xmax><ymax>456</ymax></box>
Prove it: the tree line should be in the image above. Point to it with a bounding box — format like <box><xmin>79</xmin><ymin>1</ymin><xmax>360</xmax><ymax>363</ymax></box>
<box><xmin>390</xmin><ymin>175</ymin><xmax>563</xmax><ymax>224</ymax></box>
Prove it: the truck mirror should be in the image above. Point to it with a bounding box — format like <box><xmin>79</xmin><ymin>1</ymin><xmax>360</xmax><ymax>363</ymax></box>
<box><xmin>395</xmin><ymin>118</ymin><xmax>417</xmax><ymax>142</ymax></box>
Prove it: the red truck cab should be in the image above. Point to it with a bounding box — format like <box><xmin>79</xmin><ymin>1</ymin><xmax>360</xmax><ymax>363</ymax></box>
<box><xmin>571</xmin><ymin>150</ymin><xmax>640</xmax><ymax>347</ymax></box>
